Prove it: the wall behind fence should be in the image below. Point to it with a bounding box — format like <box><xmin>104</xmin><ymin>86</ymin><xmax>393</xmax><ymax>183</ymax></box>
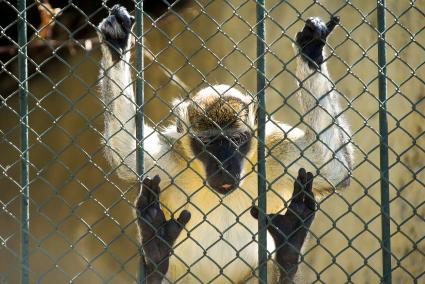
<box><xmin>0</xmin><ymin>0</ymin><xmax>424</xmax><ymax>283</ymax></box>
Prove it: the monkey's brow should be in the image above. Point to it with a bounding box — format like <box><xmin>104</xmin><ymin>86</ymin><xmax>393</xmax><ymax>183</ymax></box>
<box><xmin>192</xmin><ymin>127</ymin><xmax>252</xmax><ymax>137</ymax></box>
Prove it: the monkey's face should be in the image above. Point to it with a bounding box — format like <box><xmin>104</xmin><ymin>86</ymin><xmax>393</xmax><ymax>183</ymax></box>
<box><xmin>190</xmin><ymin>131</ymin><xmax>252</xmax><ymax>194</ymax></box>
<box><xmin>175</xmin><ymin>84</ymin><xmax>256</xmax><ymax>194</ymax></box>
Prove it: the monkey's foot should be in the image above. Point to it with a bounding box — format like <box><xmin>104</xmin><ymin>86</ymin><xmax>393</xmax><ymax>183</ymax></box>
<box><xmin>136</xmin><ymin>175</ymin><xmax>191</xmax><ymax>283</ymax></box>
<box><xmin>98</xmin><ymin>5</ymin><xmax>134</xmax><ymax>54</ymax></box>
<box><xmin>251</xmin><ymin>168</ymin><xmax>316</xmax><ymax>283</ymax></box>
<box><xmin>295</xmin><ymin>16</ymin><xmax>340</xmax><ymax>68</ymax></box>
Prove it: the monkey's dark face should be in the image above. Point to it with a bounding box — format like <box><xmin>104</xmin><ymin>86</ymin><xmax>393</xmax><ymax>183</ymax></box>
<box><xmin>190</xmin><ymin>131</ymin><xmax>252</xmax><ymax>195</ymax></box>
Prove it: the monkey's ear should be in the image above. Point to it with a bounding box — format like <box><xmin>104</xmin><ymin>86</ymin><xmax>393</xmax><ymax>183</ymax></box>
<box><xmin>176</xmin><ymin>120</ymin><xmax>184</xmax><ymax>133</ymax></box>
<box><xmin>247</xmin><ymin>103</ymin><xmax>258</xmax><ymax>128</ymax></box>
<box><xmin>172</xmin><ymin>99</ymin><xmax>190</xmax><ymax>133</ymax></box>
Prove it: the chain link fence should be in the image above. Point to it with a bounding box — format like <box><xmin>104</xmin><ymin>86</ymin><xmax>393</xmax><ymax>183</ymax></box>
<box><xmin>0</xmin><ymin>0</ymin><xmax>424</xmax><ymax>283</ymax></box>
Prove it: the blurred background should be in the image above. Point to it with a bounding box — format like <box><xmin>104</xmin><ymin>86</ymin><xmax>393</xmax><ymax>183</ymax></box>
<box><xmin>0</xmin><ymin>0</ymin><xmax>424</xmax><ymax>283</ymax></box>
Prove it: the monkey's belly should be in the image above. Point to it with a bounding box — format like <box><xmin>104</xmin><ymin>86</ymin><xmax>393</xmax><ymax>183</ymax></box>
<box><xmin>159</xmin><ymin>173</ymin><xmax>291</xmax><ymax>283</ymax></box>
<box><xmin>166</xmin><ymin>204</ymin><xmax>276</xmax><ymax>283</ymax></box>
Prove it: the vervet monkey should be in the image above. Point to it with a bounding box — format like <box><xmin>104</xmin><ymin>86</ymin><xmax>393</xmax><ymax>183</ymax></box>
<box><xmin>97</xmin><ymin>4</ymin><xmax>352</xmax><ymax>283</ymax></box>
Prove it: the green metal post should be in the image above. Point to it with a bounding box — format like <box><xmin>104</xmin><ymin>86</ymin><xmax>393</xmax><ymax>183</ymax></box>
<box><xmin>135</xmin><ymin>1</ymin><xmax>146</xmax><ymax>283</ymax></box>
<box><xmin>256</xmin><ymin>0</ymin><xmax>267</xmax><ymax>283</ymax></box>
<box><xmin>377</xmin><ymin>0</ymin><xmax>392</xmax><ymax>283</ymax></box>
<box><xmin>18</xmin><ymin>0</ymin><xmax>29</xmax><ymax>283</ymax></box>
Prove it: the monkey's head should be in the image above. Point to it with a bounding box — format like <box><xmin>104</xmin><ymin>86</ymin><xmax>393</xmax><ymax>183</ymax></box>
<box><xmin>173</xmin><ymin>85</ymin><xmax>257</xmax><ymax>195</ymax></box>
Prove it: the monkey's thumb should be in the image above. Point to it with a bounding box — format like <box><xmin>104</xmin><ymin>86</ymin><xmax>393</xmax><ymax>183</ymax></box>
<box><xmin>250</xmin><ymin>206</ymin><xmax>259</xmax><ymax>220</ymax></box>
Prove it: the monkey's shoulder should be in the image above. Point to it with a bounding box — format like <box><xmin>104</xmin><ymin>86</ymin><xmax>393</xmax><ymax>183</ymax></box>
<box><xmin>266</xmin><ymin>121</ymin><xmax>305</xmax><ymax>148</ymax></box>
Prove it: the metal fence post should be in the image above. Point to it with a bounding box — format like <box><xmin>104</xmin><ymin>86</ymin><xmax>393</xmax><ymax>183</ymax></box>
<box><xmin>18</xmin><ymin>0</ymin><xmax>29</xmax><ymax>282</ymax></box>
<box><xmin>256</xmin><ymin>0</ymin><xmax>268</xmax><ymax>283</ymax></box>
<box><xmin>377</xmin><ymin>0</ymin><xmax>392</xmax><ymax>283</ymax></box>
<box><xmin>135</xmin><ymin>1</ymin><xmax>146</xmax><ymax>283</ymax></box>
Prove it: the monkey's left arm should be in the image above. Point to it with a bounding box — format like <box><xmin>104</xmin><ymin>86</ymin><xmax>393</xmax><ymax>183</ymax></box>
<box><xmin>251</xmin><ymin>168</ymin><xmax>316</xmax><ymax>284</ymax></box>
<box><xmin>291</xmin><ymin>16</ymin><xmax>354</xmax><ymax>191</ymax></box>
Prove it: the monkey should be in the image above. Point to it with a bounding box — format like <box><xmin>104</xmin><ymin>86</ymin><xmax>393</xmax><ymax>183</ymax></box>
<box><xmin>97</xmin><ymin>4</ymin><xmax>353</xmax><ymax>283</ymax></box>
<box><xmin>137</xmin><ymin>168</ymin><xmax>315</xmax><ymax>284</ymax></box>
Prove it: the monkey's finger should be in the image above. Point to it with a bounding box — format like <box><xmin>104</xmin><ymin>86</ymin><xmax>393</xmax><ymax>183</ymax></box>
<box><xmin>136</xmin><ymin>177</ymin><xmax>151</xmax><ymax>211</ymax></box>
<box><xmin>325</xmin><ymin>16</ymin><xmax>340</xmax><ymax>36</ymax></box>
<box><xmin>151</xmin><ymin>175</ymin><xmax>162</xmax><ymax>201</ymax></box>
<box><xmin>250</xmin><ymin>206</ymin><xmax>259</xmax><ymax>220</ymax></box>
<box><xmin>250</xmin><ymin>207</ymin><xmax>273</xmax><ymax>229</ymax></box>
<box><xmin>304</xmin><ymin>172</ymin><xmax>316</xmax><ymax>211</ymax></box>
<box><xmin>141</xmin><ymin>177</ymin><xmax>155</xmax><ymax>207</ymax></box>
<box><xmin>165</xmin><ymin>210</ymin><xmax>191</xmax><ymax>245</ymax></box>
<box><xmin>177</xmin><ymin>210</ymin><xmax>191</xmax><ymax>227</ymax></box>
<box><xmin>292</xmin><ymin>168</ymin><xmax>307</xmax><ymax>204</ymax></box>
<box><xmin>142</xmin><ymin>175</ymin><xmax>161</xmax><ymax>206</ymax></box>
<box><xmin>299</xmin><ymin>168</ymin><xmax>307</xmax><ymax>183</ymax></box>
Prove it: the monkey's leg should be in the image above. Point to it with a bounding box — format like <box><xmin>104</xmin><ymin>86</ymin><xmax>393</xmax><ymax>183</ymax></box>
<box><xmin>251</xmin><ymin>168</ymin><xmax>316</xmax><ymax>284</ymax></box>
<box><xmin>136</xmin><ymin>175</ymin><xmax>191</xmax><ymax>284</ymax></box>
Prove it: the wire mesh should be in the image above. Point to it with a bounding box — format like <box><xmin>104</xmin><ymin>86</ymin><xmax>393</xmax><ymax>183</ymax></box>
<box><xmin>0</xmin><ymin>0</ymin><xmax>424</xmax><ymax>283</ymax></box>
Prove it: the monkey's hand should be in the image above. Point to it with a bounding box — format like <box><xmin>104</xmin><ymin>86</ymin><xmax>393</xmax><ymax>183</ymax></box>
<box><xmin>98</xmin><ymin>5</ymin><xmax>134</xmax><ymax>55</ymax></box>
<box><xmin>295</xmin><ymin>16</ymin><xmax>340</xmax><ymax>69</ymax></box>
<box><xmin>251</xmin><ymin>168</ymin><xmax>316</xmax><ymax>284</ymax></box>
<box><xmin>136</xmin><ymin>175</ymin><xmax>191</xmax><ymax>284</ymax></box>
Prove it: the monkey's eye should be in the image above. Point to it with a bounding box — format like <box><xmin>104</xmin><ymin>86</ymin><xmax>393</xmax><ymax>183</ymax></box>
<box><xmin>230</xmin><ymin>132</ymin><xmax>249</xmax><ymax>145</ymax></box>
<box><xmin>197</xmin><ymin>136</ymin><xmax>210</xmax><ymax>144</ymax></box>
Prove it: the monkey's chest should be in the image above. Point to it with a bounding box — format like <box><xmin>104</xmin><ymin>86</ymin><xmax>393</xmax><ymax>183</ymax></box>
<box><xmin>165</xmin><ymin>195</ymin><xmax>275</xmax><ymax>283</ymax></box>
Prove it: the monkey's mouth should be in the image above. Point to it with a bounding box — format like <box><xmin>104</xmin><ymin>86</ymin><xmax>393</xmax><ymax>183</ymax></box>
<box><xmin>209</xmin><ymin>183</ymin><xmax>238</xmax><ymax>195</ymax></box>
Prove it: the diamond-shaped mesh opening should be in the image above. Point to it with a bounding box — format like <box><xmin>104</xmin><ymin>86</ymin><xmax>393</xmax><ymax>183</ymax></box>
<box><xmin>1</xmin><ymin>0</ymin><xmax>424</xmax><ymax>283</ymax></box>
